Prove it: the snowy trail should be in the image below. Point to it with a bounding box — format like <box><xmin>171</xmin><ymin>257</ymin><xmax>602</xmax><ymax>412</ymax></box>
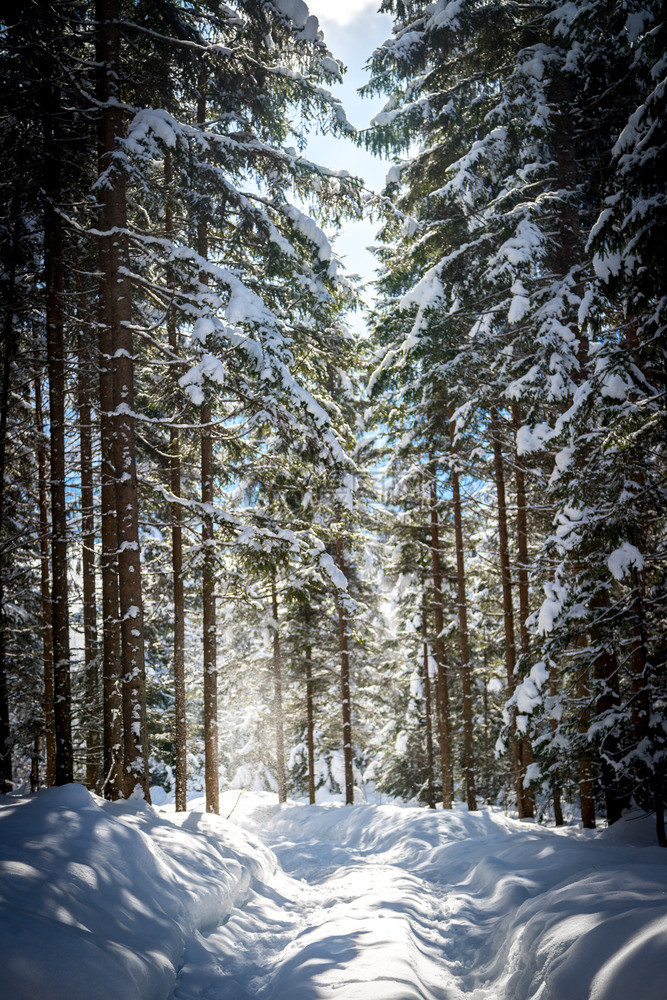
<box><xmin>3</xmin><ymin>787</ymin><xmax>667</xmax><ymax>1000</ymax></box>
<box><xmin>177</xmin><ymin>806</ymin><xmax>468</xmax><ymax>999</ymax></box>
<box><xmin>173</xmin><ymin>798</ymin><xmax>667</xmax><ymax>1000</ymax></box>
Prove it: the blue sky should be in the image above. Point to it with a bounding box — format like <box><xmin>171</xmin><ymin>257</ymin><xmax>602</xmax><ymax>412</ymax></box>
<box><xmin>302</xmin><ymin>3</ymin><xmax>395</xmax><ymax>314</ymax></box>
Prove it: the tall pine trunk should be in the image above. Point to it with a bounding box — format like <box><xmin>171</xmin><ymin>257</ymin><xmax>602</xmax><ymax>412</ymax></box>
<box><xmin>78</xmin><ymin>336</ymin><xmax>100</xmax><ymax>790</ymax></box>
<box><xmin>97</xmin><ymin>0</ymin><xmax>149</xmax><ymax>800</ymax></box>
<box><xmin>577</xmin><ymin>653</ymin><xmax>596</xmax><ymax>829</ymax></box>
<box><xmin>195</xmin><ymin>112</ymin><xmax>219</xmax><ymax>814</ymax></box>
<box><xmin>98</xmin><ymin>315</ymin><xmax>123</xmax><ymax>798</ymax></box>
<box><xmin>34</xmin><ymin>374</ymin><xmax>56</xmax><ymax>786</ymax></box>
<box><xmin>271</xmin><ymin>573</ymin><xmax>286</xmax><ymax>804</ymax></box>
<box><xmin>447</xmin><ymin>421</ymin><xmax>477</xmax><ymax>811</ymax></box>
<box><xmin>0</xmin><ymin>200</ymin><xmax>18</xmax><ymax>793</ymax></box>
<box><xmin>165</xmin><ymin>154</ymin><xmax>187</xmax><ymax>812</ymax></box>
<box><xmin>594</xmin><ymin>642</ymin><xmax>629</xmax><ymax>824</ymax></box>
<box><xmin>201</xmin><ymin>403</ymin><xmax>218</xmax><ymax>814</ymax></box>
<box><xmin>511</xmin><ymin>403</ymin><xmax>535</xmax><ymax>818</ymax></box>
<box><xmin>490</xmin><ymin>407</ymin><xmax>524</xmax><ymax>816</ymax></box>
<box><xmin>45</xmin><ymin>197</ymin><xmax>73</xmax><ymax>786</ymax></box>
<box><xmin>421</xmin><ymin>605</ymin><xmax>436</xmax><ymax>809</ymax></box>
<box><xmin>550</xmin><ymin>666</ymin><xmax>564</xmax><ymax>826</ymax></box>
<box><xmin>304</xmin><ymin>605</ymin><xmax>316</xmax><ymax>805</ymax></box>
<box><xmin>428</xmin><ymin>476</ymin><xmax>453</xmax><ymax>809</ymax></box>
<box><xmin>335</xmin><ymin>539</ymin><xmax>354</xmax><ymax>805</ymax></box>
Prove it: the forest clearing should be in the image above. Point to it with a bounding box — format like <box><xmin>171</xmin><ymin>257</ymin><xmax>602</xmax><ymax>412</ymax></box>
<box><xmin>0</xmin><ymin>0</ymin><xmax>665</xmax><ymax>995</ymax></box>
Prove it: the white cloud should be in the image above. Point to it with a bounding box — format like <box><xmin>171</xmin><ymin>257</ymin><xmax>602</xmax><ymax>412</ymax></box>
<box><xmin>307</xmin><ymin>0</ymin><xmax>380</xmax><ymax>28</ymax></box>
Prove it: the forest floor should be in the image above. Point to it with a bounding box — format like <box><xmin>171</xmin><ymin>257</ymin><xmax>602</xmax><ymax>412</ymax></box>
<box><xmin>1</xmin><ymin>786</ymin><xmax>666</xmax><ymax>1000</ymax></box>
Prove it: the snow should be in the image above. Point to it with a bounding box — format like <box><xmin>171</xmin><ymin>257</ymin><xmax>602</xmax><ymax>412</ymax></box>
<box><xmin>607</xmin><ymin>542</ymin><xmax>644</xmax><ymax>580</ymax></box>
<box><xmin>2</xmin><ymin>787</ymin><xmax>667</xmax><ymax>1000</ymax></box>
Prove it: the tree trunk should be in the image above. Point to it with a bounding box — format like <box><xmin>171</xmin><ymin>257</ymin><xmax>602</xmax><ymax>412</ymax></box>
<box><xmin>0</xmin><ymin>203</ymin><xmax>18</xmax><ymax>794</ymax></box>
<box><xmin>550</xmin><ymin>667</ymin><xmax>564</xmax><ymax>826</ymax></box>
<box><xmin>511</xmin><ymin>403</ymin><xmax>535</xmax><ymax>818</ymax></box>
<box><xmin>490</xmin><ymin>407</ymin><xmax>524</xmax><ymax>816</ymax></box>
<box><xmin>34</xmin><ymin>375</ymin><xmax>56</xmax><ymax>787</ymax></box>
<box><xmin>428</xmin><ymin>477</ymin><xmax>453</xmax><ymax>809</ymax></box>
<box><xmin>271</xmin><ymin>573</ymin><xmax>286</xmax><ymax>804</ymax></box>
<box><xmin>421</xmin><ymin>606</ymin><xmax>436</xmax><ymax>809</ymax></box>
<box><xmin>45</xmin><ymin>197</ymin><xmax>73</xmax><ymax>786</ymax></box>
<box><xmin>201</xmin><ymin>403</ymin><xmax>219</xmax><ymax>813</ymax></box>
<box><xmin>482</xmin><ymin>661</ymin><xmax>490</xmax><ymax>804</ymax></box>
<box><xmin>98</xmin><ymin>312</ymin><xmax>123</xmax><ymax>799</ymax></box>
<box><xmin>79</xmin><ymin>336</ymin><xmax>100</xmax><ymax>791</ymax></box>
<box><xmin>165</xmin><ymin>153</ymin><xmax>187</xmax><ymax>812</ymax></box>
<box><xmin>195</xmin><ymin>121</ymin><xmax>219</xmax><ymax>814</ymax></box>
<box><xmin>304</xmin><ymin>606</ymin><xmax>316</xmax><ymax>805</ymax></box>
<box><xmin>594</xmin><ymin>643</ymin><xmax>629</xmax><ymax>824</ymax></box>
<box><xmin>97</xmin><ymin>0</ymin><xmax>149</xmax><ymax>801</ymax></box>
<box><xmin>577</xmin><ymin>657</ymin><xmax>596</xmax><ymax>829</ymax></box>
<box><xmin>335</xmin><ymin>539</ymin><xmax>354</xmax><ymax>805</ymax></box>
<box><xmin>447</xmin><ymin>422</ymin><xmax>477</xmax><ymax>811</ymax></box>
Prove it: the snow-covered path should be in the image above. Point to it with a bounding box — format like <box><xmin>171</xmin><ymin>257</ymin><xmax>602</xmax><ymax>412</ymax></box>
<box><xmin>174</xmin><ymin>798</ymin><xmax>667</xmax><ymax>1000</ymax></box>
<box><xmin>3</xmin><ymin>787</ymin><xmax>667</xmax><ymax>1000</ymax></box>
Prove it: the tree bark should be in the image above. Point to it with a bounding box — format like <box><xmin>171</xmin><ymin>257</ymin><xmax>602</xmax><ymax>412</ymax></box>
<box><xmin>201</xmin><ymin>404</ymin><xmax>219</xmax><ymax>813</ymax></box>
<box><xmin>446</xmin><ymin>421</ymin><xmax>477</xmax><ymax>812</ymax></box>
<box><xmin>594</xmin><ymin>643</ymin><xmax>629</xmax><ymax>824</ymax></box>
<box><xmin>335</xmin><ymin>539</ymin><xmax>354</xmax><ymax>805</ymax></box>
<box><xmin>549</xmin><ymin>667</ymin><xmax>564</xmax><ymax>826</ymax></box>
<box><xmin>511</xmin><ymin>403</ymin><xmax>535</xmax><ymax>818</ymax></box>
<box><xmin>490</xmin><ymin>407</ymin><xmax>524</xmax><ymax>816</ymax></box>
<box><xmin>165</xmin><ymin>153</ymin><xmax>187</xmax><ymax>812</ymax></box>
<box><xmin>195</xmin><ymin>121</ymin><xmax>219</xmax><ymax>814</ymax></box>
<box><xmin>45</xmin><ymin>197</ymin><xmax>73</xmax><ymax>786</ymax></box>
<box><xmin>98</xmin><ymin>311</ymin><xmax>123</xmax><ymax>799</ymax></box>
<box><xmin>304</xmin><ymin>605</ymin><xmax>316</xmax><ymax>805</ymax></box>
<box><xmin>421</xmin><ymin>606</ymin><xmax>436</xmax><ymax>809</ymax></box>
<box><xmin>34</xmin><ymin>375</ymin><xmax>56</xmax><ymax>787</ymax></box>
<box><xmin>0</xmin><ymin>202</ymin><xmax>18</xmax><ymax>793</ymax></box>
<box><xmin>271</xmin><ymin>573</ymin><xmax>286</xmax><ymax>804</ymax></box>
<box><xmin>97</xmin><ymin>0</ymin><xmax>149</xmax><ymax>800</ymax></box>
<box><xmin>428</xmin><ymin>476</ymin><xmax>453</xmax><ymax>809</ymax></box>
<box><xmin>78</xmin><ymin>336</ymin><xmax>100</xmax><ymax>791</ymax></box>
<box><xmin>577</xmin><ymin>657</ymin><xmax>596</xmax><ymax>829</ymax></box>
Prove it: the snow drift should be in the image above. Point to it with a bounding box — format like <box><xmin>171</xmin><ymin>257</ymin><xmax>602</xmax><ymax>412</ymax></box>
<box><xmin>1</xmin><ymin>787</ymin><xmax>666</xmax><ymax>999</ymax></box>
<box><xmin>0</xmin><ymin>785</ymin><xmax>274</xmax><ymax>1000</ymax></box>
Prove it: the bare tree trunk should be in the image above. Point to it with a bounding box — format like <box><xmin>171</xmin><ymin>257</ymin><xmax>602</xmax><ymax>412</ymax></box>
<box><xmin>165</xmin><ymin>153</ymin><xmax>187</xmax><ymax>812</ymax></box>
<box><xmin>201</xmin><ymin>400</ymin><xmax>219</xmax><ymax>813</ymax></box>
<box><xmin>78</xmin><ymin>336</ymin><xmax>100</xmax><ymax>791</ymax></box>
<box><xmin>97</xmin><ymin>0</ymin><xmax>149</xmax><ymax>800</ymax></box>
<box><xmin>335</xmin><ymin>539</ymin><xmax>354</xmax><ymax>805</ymax></box>
<box><xmin>0</xmin><ymin>204</ymin><xmax>18</xmax><ymax>793</ymax></box>
<box><xmin>428</xmin><ymin>477</ymin><xmax>453</xmax><ymax>809</ymax></box>
<box><xmin>194</xmin><ymin>119</ymin><xmax>219</xmax><ymax>815</ymax></box>
<box><xmin>490</xmin><ymin>407</ymin><xmax>524</xmax><ymax>816</ymax></box>
<box><xmin>482</xmin><ymin>657</ymin><xmax>490</xmax><ymax>804</ymax></box>
<box><xmin>594</xmin><ymin>643</ymin><xmax>629</xmax><ymax>824</ymax></box>
<box><xmin>35</xmin><ymin>375</ymin><xmax>56</xmax><ymax>787</ymax></box>
<box><xmin>99</xmin><ymin>313</ymin><xmax>123</xmax><ymax>799</ymax></box>
<box><xmin>549</xmin><ymin>667</ymin><xmax>564</xmax><ymax>826</ymax></box>
<box><xmin>421</xmin><ymin>606</ymin><xmax>436</xmax><ymax>809</ymax></box>
<box><xmin>45</xmin><ymin>196</ymin><xmax>73</xmax><ymax>786</ymax></box>
<box><xmin>511</xmin><ymin>403</ymin><xmax>534</xmax><ymax>818</ymax></box>
<box><xmin>271</xmin><ymin>573</ymin><xmax>286</xmax><ymax>804</ymax></box>
<box><xmin>304</xmin><ymin>605</ymin><xmax>316</xmax><ymax>805</ymax></box>
<box><xmin>577</xmin><ymin>656</ymin><xmax>596</xmax><ymax>829</ymax></box>
<box><xmin>447</xmin><ymin>422</ymin><xmax>477</xmax><ymax>811</ymax></box>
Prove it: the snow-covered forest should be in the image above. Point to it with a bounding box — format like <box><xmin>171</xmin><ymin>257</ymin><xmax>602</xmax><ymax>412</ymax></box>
<box><xmin>0</xmin><ymin>0</ymin><xmax>666</xmax><ymax>995</ymax></box>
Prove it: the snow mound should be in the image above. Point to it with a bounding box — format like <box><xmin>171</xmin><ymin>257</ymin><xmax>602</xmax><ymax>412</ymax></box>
<box><xmin>232</xmin><ymin>795</ymin><xmax>667</xmax><ymax>1000</ymax></box>
<box><xmin>0</xmin><ymin>784</ymin><xmax>274</xmax><ymax>1000</ymax></box>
